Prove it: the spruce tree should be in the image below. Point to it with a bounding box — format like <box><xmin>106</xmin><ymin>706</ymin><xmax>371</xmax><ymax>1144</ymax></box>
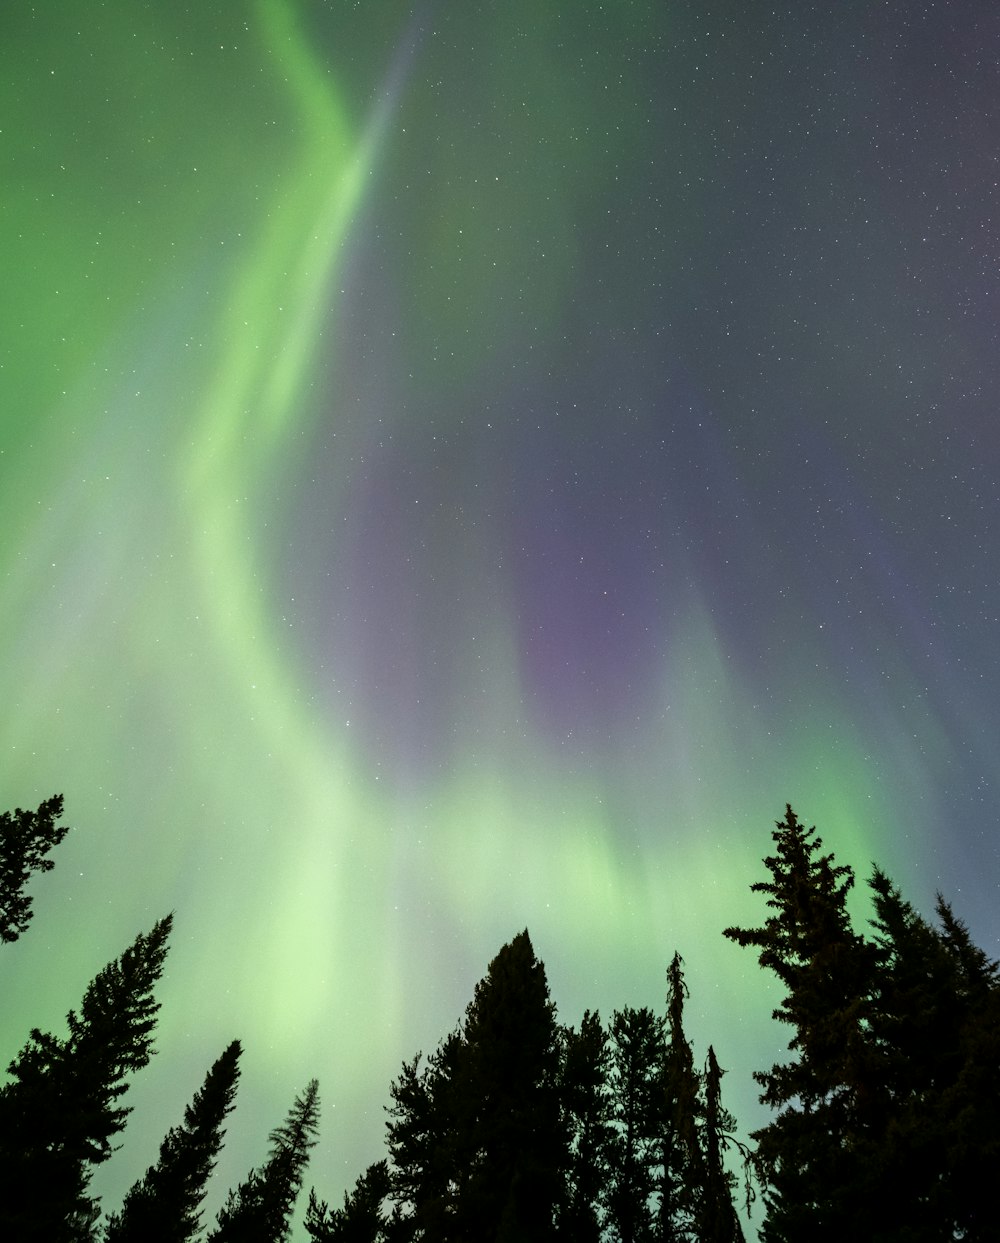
<box><xmin>0</xmin><ymin>794</ymin><xmax>70</xmax><ymax>943</ymax></box>
<box><xmin>936</xmin><ymin>896</ymin><xmax>1000</xmax><ymax>1243</ymax></box>
<box><xmin>305</xmin><ymin>1161</ymin><xmax>390</xmax><ymax>1242</ymax></box>
<box><xmin>0</xmin><ymin>914</ymin><xmax>173</xmax><ymax>1241</ymax></box>
<box><xmin>384</xmin><ymin>1032</ymin><xmax>464</xmax><ymax>1241</ymax></box>
<box><xmin>698</xmin><ymin>1047</ymin><xmax>746</xmax><ymax>1243</ymax></box>
<box><xmin>659</xmin><ymin>953</ymin><xmax>702</xmax><ymax>1239</ymax></box>
<box><xmin>453</xmin><ymin>929</ymin><xmax>566</xmax><ymax>1242</ymax></box>
<box><xmin>102</xmin><ymin>1039</ymin><xmax>242</xmax><ymax>1242</ymax></box>
<box><xmin>558</xmin><ymin>1010</ymin><xmax>612</xmax><ymax>1243</ymax></box>
<box><xmin>208</xmin><ymin>1078</ymin><xmax>320</xmax><ymax>1243</ymax></box>
<box><xmin>723</xmin><ymin>806</ymin><xmax>876</xmax><ymax>1239</ymax></box>
<box><xmin>866</xmin><ymin>870</ymin><xmax>1000</xmax><ymax>1240</ymax></box>
<box><xmin>604</xmin><ymin>1006</ymin><xmax>663</xmax><ymax>1243</ymax></box>
<box><xmin>385</xmin><ymin>930</ymin><xmax>567</xmax><ymax>1242</ymax></box>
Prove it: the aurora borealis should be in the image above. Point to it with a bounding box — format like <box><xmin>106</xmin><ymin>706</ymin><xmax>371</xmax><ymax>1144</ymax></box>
<box><xmin>2</xmin><ymin>0</ymin><xmax>998</xmax><ymax>1232</ymax></box>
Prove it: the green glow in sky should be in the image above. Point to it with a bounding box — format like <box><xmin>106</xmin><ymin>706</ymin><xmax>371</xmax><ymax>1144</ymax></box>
<box><xmin>3</xmin><ymin>3</ymin><xmax>997</xmax><ymax>1236</ymax></box>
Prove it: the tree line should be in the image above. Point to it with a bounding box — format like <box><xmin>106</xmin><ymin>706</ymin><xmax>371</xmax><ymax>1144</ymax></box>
<box><xmin>0</xmin><ymin>796</ymin><xmax>996</xmax><ymax>1240</ymax></box>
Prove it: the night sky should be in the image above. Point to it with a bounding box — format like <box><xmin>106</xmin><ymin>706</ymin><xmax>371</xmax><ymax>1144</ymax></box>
<box><xmin>2</xmin><ymin>0</ymin><xmax>998</xmax><ymax>1234</ymax></box>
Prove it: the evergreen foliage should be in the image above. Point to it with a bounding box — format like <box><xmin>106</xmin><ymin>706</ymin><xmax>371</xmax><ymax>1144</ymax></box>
<box><xmin>559</xmin><ymin>1010</ymin><xmax>612</xmax><ymax>1243</ymax></box>
<box><xmin>865</xmin><ymin>870</ymin><xmax>1000</xmax><ymax>1241</ymax></box>
<box><xmin>386</xmin><ymin>929</ymin><xmax>567</xmax><ymax>1242</ymax></box>
<box><xmin>0</xmin><ymin>914</ymin><xmax>173</xmax><ymax>1242</ymax></box>
<box><xmin>698</xmin><ymin>1047</ymin><xmax>747</xmax><ymax>1243</ymax></box>
<box><xmin>458</xmin><ymin>929</ymin><xmax>567</xmax><ymax>1241</ymax></box>
<box><xmin>604</xmin><ymin>1006</ymin><xmax>663</xmax><ymax>1243</ymax></box>
<box><xmin>726</xmin><ymin>804</ymin><xmax>1000</xmax><ymax>1241</ymax></box>
<box><xmin>305</xmin><ymin>1161</ymin><xmax>391</xmax><ymax>1242</ymax></box>
<box><xmin>383</xmin><ymin>1033</ymin><xmax>464</xmax><ymax>1240</ymax></box>
<box><xmin>0</xmin><ymin>793</ymin><xmax>70</xmax><ymax>943</ymax></box>
<box><xmin>723</xmin><ymin>805</ymin><xmax>876</xmax><ymax>1238</ymax></box>
<box><xmin>102</xmin><ymin>1039</ymin><xmax>242</xmax><ymax>1243</ymax></box>
<box><xmin>208</xmin><ymin>1078</ymin><xmax>320</xmax><ymax>1243</ymax></box>
<box><xmin>4</xmin><ymin>793</ymin><xmax>997</xmax><ymax>1241</ymax></box>
<box><xmin>659</xmin><ymin>952</ymin><xmax>703</xmax><ymax>1238</ymax></box>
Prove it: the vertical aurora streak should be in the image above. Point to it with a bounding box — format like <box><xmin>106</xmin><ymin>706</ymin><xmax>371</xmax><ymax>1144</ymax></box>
<box><xmin>2</xmin><ymin>1</ymin><xmax>998</xmax><ymax>1235</ymax></box>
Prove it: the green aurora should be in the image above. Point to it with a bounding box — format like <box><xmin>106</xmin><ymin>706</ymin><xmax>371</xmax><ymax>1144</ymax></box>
<box><xmin>2</xmin><ymin>1</ymin><xmax>998</xmax><ymax>1233</ymax></box>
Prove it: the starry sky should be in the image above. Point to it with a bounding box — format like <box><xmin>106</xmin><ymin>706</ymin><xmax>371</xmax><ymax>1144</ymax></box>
<box><xmin>2</xmin><ymin>0</ymin><xmax>998</xmax><ymax>1233</ymax></box>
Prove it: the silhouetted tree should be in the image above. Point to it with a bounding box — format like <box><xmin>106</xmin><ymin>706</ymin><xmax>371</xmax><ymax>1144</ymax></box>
<box><xmin>385</xmin><ymin>930</ymin><xmax>567</xmax><ymax>1242</ymax></box>
<box><xmin>605</xmin><ymin>1006</ymin><xmax>663</xmax><ymax>1243</ymax></box>
<box><xmin>384</xmin><ymin>1032</ymin><xmax>464</xmax><ymax>1241</ymax></box>
<box><xmin>0</xmin><ymin>914</ymin><xmax>173</xmax><ymax>1242</ymax></box>
<box><xmin>697</xmin><ymin>1047</ymin><xmax>746</xmax><ymax>1243</ymax></box>
<box><xmin>103</xmin><ymin>1039</ymin><xmax>242</xmax><ymax>1243</ymax></box>
<box><xmin>558</xmin><ymin>1010</ymin><xmax>612</xmax><ymax>1242</ymax></box>
<box><xmin>865</xmin><ymin>869</ymin><xmax>1000</xmax><ymax>1240</ymax></box>
<box><xmin>725</xmin><ymin>806</ymin><xmax>1000</xmax><ymax>1240</ymax></box>
<box><xmin>459</xmin><ymin>930</ymin><xmax>566</xmax><ymax>1241</ymax></box>
<box><xmin>723</xmin><ymin>806</ymin><xmax>876</xmax><ymax>1239</ymax></box>
<box><xmin>934</xmin><ymin>896</ymin><xmax>1000</xmax><ymax>1243</ymax></box>
<box><xmin>0</xmin><ymin>794</ymin><xmax>70</xmax><ymax>943</ymax></box>
<box><xmin>208</xmin><ymin>1078</ymin><xmax>320</xmax><ymax>1243</ymax></box>
<box><xmin>657</xmin><ymin>953</ymin><xmax>703</xmax><ymax>1239</ymax></box>
<box><xmin>305</xmin><ymin>1161</ymin><xmax>390</xmax><ymax>1242</ymax></box>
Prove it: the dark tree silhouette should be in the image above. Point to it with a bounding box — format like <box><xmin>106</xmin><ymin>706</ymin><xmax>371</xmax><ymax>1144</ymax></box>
<box><xmin>697</xmin><ymin>1047</ymin><xmax>746</xmax><ymax>1243</ymax></box>
<box><xmin>457</xmin><ymin>929</ymin><xmax>566</xmax><ymax>1241</ymax></box>
<box><xmin>0</xmin><ymin>794</ymin><xmax>70</xmax><ymax>943</ymax></box>
<box><xmin>658</xmin><ymin>952</ymin><xmax>703</xmax><ymax>1238</ymax></box>
<box><xmin>865</xmin><ymin>869</ymin><xmax>1000</xmax><ymax>1241</ymax></box>
<box><xmin>386</xmin><ymin>929</ymin><xmax>567</xmax><ymax>1242</ymax></box>
<box><xmin>208</xmin><ymin>1078</ymin><xmax>320</xmax><ymax>1243</ymax></box>
<box><xmin>102</xmin><ymin>1039</ymin><xmax>242</xmax><ymax>1243</ymax></box>
<box><xmin>305</xmin><ymin>1160</ymin><xmax>390</xmax><ymax>1242</ymax></box>
<box><xmin>724</xmin><ymin>804</ymin><xmax>1000</xmax><ymax>1241</ymax></box>
<box><xmin>604</xmin><ymin>1006</ymin><xmax>663</xmax><ymax>1243</ymax></box>
<box><xmin>558</xmin><ymin>1010</ymin><xmax>612</xmax><ymax>1243</ymax></box>
<box><xmin>0</xmin><ymin>914</ymin><xmax>173</xmax><ymax>1242</ymax></box>
<box><xmin>723</xmin><ymin>806</ymin><xmax>875</xmax><ymax>1240</ymax></box>
<box><xmin>384</xmin><ymin>1032</ymin><xmax>464</xmax><ymax>1241</ymax></box>
<box><xmin>379</xmin><ymin>940</ymin><xmax>749</xmax><ymax>1242</ymax></box>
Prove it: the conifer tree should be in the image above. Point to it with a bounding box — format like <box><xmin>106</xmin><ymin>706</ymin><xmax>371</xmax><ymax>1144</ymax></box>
<box><xmin>384</xmin><ymin>1032</ymin><xmax>464</xmax><ymax>1241</ymax></box>
<box><xmin>658</xmin><ymin>953</ymin><xmax>702</xmax><ymax>1238</ymax></box>
<box><xmin>866</xmin><ymin>870</ymin><xmax>1000</xmax><ymax>1240</ymax></box>
<box><xmin>937</xmin><ymin>897</ymin><xmax>1000</xmax><ymax>1243</ymax></box>
<box><xmin>305</xmin><ymin>1161</ymin><xmax>390</xmax><ymax>1242</ymax></box>
<box><xmin>698</xmin><ymin>1047</ymin><xmax>746</xmax><ymax>1243</ymax></box>
<box><xmin>454</xmin><ymin>929</ymin><xmax>566</xmax><ymax>1241</ymax></box>
<box><xmin>385</xmin><ymin>930</ymin><xmax>567</xmax><ymax>1242</ymax></box>
<box><xmin>102</xmin><ymin>1039</ymin><xmax>242</xmax><ymax>1243</ymax></box>
<box><xmin>0</xmin><ymin>794</ymin><xmax>70</xmax><ymax>943</ymax></box>
<box><xmin>208</xmin><ymin>1079</ymin><xmax>320</xmax><ymax>1243</ymax></box>
<box><xmin>723</xmin><ymin>806</ymin><xmax>876</xmax><ymax>1239</ymax></box>
<box><xmin>604</xmin><ymin>1006</ymin><xmax>663</xmax><ymax>1243</ymax></box>
<box><xmin>0</xmin><ymin>914</ymin><xmax>173</xmax><ymax>1241</ymax></box>
<box><xmin>558</xmin><ymin>1010</ymin><xmax>612</xmax><ymax>1243</ymax></box>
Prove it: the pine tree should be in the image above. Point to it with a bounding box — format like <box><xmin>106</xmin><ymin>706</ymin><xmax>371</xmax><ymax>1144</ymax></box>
<box><xmin>385</xmin><ymin>930</ymin><xmax>567</xmax><ymax>1242</ymax></box>
<box><xmin>604</xmin><ymin>1006</ymin><xmax>663</xmax><ymax>1243</ymax></box>
<box><xmin>102</xmin><ymin>1039</ymin><xmax>242</xmax><ymax>1243</ymax></box>
<box><xmin>305</xmin><ymin>1161</ymin><xmax>390</xmax><ymax>1242</ymax></box>
<box><xmin>658</xmin><ymin>953</ymin><xmax>702</xmax><ymax>1239</ymax></box>
<box><xmin>453</xmin><ymin>929</ymin><xmax>567</xmax><ymax>1242</ymax></box>
<box><xmin>0</xmin><ymin>794</ymin><xmax>70</xmax><ymax>943</ymax></box>
<box><xmin>697</xmin><ymin>1047</ymin><xmax>746</xmax><ymax>1243</ymax></box>
<box><xmin>937</xmin><ymin>896</ymin><xmax>1000</xmax><ymax>1243</ymax></box>
<box><xmin>558</xmin><ymin>1010</ymin><xmax>612</xmax><ymax>1243</ymax></box>
<box><xmin>0</xmin><ymin>914</ymin><xmax>173</xmax><ymax>1241</ymax></box>
<box><xmin>723</xmin><ymin>806</ymin><xmax>876</xmax><ymax>1239</ymax></box>
<box><xmin>866</xmin><ymin>870</ymin><xmax>1000</xmax><ymax>1240</ymax></box>
<box><xmin>208</xmin><ymin>1078</ymin><xmax>320</xmax><ymax>1243</ymax></box>
<box><xmin>384</xmin><ymin>1033</ymin><xmax>464</xmax><ymax>1241</ymax></box>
